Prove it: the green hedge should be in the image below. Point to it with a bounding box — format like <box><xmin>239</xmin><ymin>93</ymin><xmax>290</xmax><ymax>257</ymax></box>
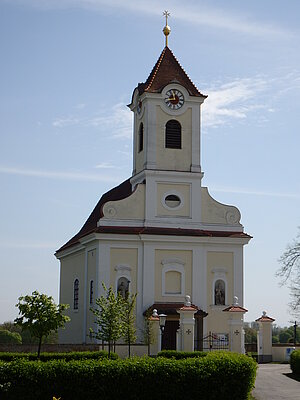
<box><xmin>0</xmin><ymin>350</ymin><xmax>118</xmax><ymax>362</ymax></box>
<box><xmin>0</xmin><ymin>352</ymin><xmax>257</xmax><ymax>400</ymax></box>
<box><xmin>290</xmin><ymin>349</ymin><xmax>300</xmax><ymax>376</ymax></box>
<box><xmin>157</xmin><ymin>349</ymin><xmax>207</xmax><ymax>359</ymax></box>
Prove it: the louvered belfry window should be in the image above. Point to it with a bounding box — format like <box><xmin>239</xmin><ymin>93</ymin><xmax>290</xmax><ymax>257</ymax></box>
<box><xmin>165</xmin><ymin>120</ymin><xmax>181</xmax><ymax>149</ymax></box>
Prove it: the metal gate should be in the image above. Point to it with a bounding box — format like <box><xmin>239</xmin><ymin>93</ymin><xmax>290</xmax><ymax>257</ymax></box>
<box><xmin>200</xmin><ymin>332</ymin><xmax>229</xmax><ymax>351</ymax></box>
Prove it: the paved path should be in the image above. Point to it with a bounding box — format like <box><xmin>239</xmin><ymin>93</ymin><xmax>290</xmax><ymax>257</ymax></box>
<box><xmin>252</xmin><ymin>364</ymin><xmax>300</xmax><ymax>400</ymax></box>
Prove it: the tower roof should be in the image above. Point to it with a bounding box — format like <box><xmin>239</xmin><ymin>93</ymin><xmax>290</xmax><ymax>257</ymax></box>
<box><xmin>137</xmin><ymin>46</ymin><xmax>207</xmax><ymax>98</ymax></box>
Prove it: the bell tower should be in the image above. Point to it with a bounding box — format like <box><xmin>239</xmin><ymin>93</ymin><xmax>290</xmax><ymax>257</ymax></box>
<box><xmin>128</xmin><ymin>13</ymin><xmax>208</xmax><ymax>228</ymax></box>
<box><xmin>128</xmin><ymin>14</ymin><xmax>207</xmax><ymax>177</ymax></box>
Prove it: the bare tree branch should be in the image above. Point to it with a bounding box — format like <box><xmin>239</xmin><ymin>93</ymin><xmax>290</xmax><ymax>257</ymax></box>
<box><xmin>277</xmin><ymin>228</ymin><xmax>300</xmax><ymax>317</ymax></box>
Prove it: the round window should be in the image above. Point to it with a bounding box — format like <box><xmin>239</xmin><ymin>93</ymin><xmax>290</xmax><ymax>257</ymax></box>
<box><xmin>165</xmin><ymin>194</ymin><xmax>181</xmax><ymax>208</ymax></box>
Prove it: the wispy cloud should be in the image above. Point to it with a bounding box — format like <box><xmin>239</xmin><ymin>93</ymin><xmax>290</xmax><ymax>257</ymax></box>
<box><xmin>7</xmin><ymin>0</ymin><xmax>294</xmax><ymax>39</ymax></box>
<box><xmin>0</xmin><ymin>240</ymin><xmax>58</xmax><ymax>249</ymax></box>
<box><xmin>52</xmin><ymin>116</ymin><xmax>81</xmax><ymax>128</ymax></box>
<box><xmin>201</xmin><ymin>70</ymin><xmax>300</xmax><ymax>129</ymax></box>
<box><xmin>53</xmin><ymin>103</ymin><xmax>133</xmax><ymax>139</ymax></box>
<box><xmin>0</xmin><ymin>166</ymin><xmax>121</xmax><ymax>183</ymax></box>
<box><xmin>94</xmin><ymin>162</ymin><xmax>120</xmax><ymax>169</ymax></box>
<box><xmin>53</xmin><ymin>79</ymin><xmax>267</xmax><ymax>136</ymax></box>
<box><xmin>76</xmin><ymin>103</ymin><xmax>86</xmax><ymax>109</ymax></box>
<box><xmin>210</xmin><ymin>186</ymin><xmax>300</xmax><ymax>200</ymax></box>
<box><xmin>87</xmin><ymin>103</ymin><xmax>132</xmax><ymax>139</ymax></box>
<box><xmin>202</xmin><ymin>77</ymin><xmax>269</xmax><ymax>129</ymax></box>
<box><xmin>52</xmin><ymin>71</ymin><xmax>300</xmax><ymax>135</ymax></box>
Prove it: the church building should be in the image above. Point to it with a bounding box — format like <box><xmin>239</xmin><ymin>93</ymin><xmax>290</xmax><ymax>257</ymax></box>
<box><xmin>55</xmin><ymin>16</ymin><xmax>251</xmax><ymax>352</ymax></box>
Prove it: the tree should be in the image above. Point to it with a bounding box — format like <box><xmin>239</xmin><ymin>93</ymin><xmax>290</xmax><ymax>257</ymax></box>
<box><xmin>121</xmin><ymin>293</ymin><xmax>137</xmax><ymax>357</ymax></box>
<box><xmin>0</xmin><ymin>321</ymin><xmax>58</xmax><ymax>345</ymax></box>
<box><xmin>143</xmin><ymin>309</ymin><xmax>156</xmax><ymax>356</ymax></box>
<box><xmin>15</xmin><ymin>291</ymin><xmax>70</xmax><ymax>357</ymax></box>
<box><xmin>279</xmin><ymin>330</ymin><xmax>293</xmax><ymax>344</ymax></box>
<box><xmin>271</xmin><ymin>325</ymin><xmax>300</xmax><ymax>344</ymax></box>
<box><xmin>277</xmin><ymin>228</ymin><xmax>300</xmax><ymax>316</ymax></box>
<box><xmin>244</xmin><ymin>326</ymin><xmax>257</xmax><ymax>344</ymax></box>
<box><xmin>0</xmin><ymin>329</ymin><xmax>22</xmax><ymax>344</ymax></box>
<box><xmin>90</xmin><ymin>283</ymin><xmax>124</xmax><ymax>356</ymax></box>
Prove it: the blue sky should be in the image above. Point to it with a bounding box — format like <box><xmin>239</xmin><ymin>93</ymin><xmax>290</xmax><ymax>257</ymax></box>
<box><xmin>1</xmin><ymin>0</ymin><xmax>300</xmax><ymax>327</ymax></box>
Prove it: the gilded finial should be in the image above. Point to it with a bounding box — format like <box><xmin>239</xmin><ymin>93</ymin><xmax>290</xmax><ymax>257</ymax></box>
<box><xmin>163</xmin><ymin>10</ymin><xmax>171</xmax><ymax>47</ymax></box>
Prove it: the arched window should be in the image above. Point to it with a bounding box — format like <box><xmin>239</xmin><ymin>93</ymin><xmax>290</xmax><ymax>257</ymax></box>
<box><xmin>214</xmin><ymin>279</ymin><xmax>225</xmax><ymax>305</ymax></box>
<box><xmin>73</xmin><ymin>279</ymin><xmax>79</xmax><ymax>310</ymax></box>
<box><xmin>117</xmin><ymin>277</ymin><xmax>130</xmax><ymax>299</ymax></box>
<box><xmin>138</xmin><ymin>123</ymin><xmax>144</xmax><ymax>152</ymax></box>
<box><xmin>165</xmin><ymin>120</ymin><xmax>181</xmax><ymax>149</ymax></box>
<box><xmin>90</xmin><ymin>280</ymin><xmax>94</xmax><ymax>305</ymax></box>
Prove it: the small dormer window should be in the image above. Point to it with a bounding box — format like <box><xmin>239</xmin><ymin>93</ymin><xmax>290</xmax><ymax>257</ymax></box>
<box><xmin>165</xmin><ymin>120</ymin><xmax>181</xmax><ymax>149</ymax></box>
<box><xmin>138</xmin><ymin>123</ymin><xmax>144</xmax><ymax>152</ymax></box>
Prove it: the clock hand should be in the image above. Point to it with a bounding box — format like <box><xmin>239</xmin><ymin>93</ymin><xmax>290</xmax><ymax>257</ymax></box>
<box><xmin>168</xmin><ymin>93</ymin><xmax>177</xmax><ymax>101</ymax></box>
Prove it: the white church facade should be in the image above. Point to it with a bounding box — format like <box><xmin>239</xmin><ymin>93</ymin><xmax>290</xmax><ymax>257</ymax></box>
<box><xmin>55</xmin><ymin>23</ymin><xmax>251</xmax><ymax>352</ymax></box>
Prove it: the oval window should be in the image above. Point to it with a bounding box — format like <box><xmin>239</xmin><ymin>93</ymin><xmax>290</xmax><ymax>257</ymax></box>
<box><xmin>165</xmin><ymin>194</ymin><xmax>181</xmax><ymax>208</ymax></box>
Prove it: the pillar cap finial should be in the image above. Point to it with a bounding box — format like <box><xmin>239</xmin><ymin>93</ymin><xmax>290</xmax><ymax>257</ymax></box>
<box><xmin>152</xmin><ymin>308</ymin><xmax>158</xmax><ymax>318</ymax></box>
<box><xmin>185</xmin><ymin>294</ymin><xmax>191</xmax><ymax>307</ymax></box>
<box><xmin>233</xmin><ymin>296</ymin><xmax>239</xmax><ymax>306</ymax></box>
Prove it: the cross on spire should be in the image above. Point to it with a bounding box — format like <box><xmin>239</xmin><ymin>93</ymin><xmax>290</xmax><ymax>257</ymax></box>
<box><xmin>163</xmin><ymin>10</ymin><xmax>170</xmax><ymax>25</ymax></box>
<box><xmin>162</xmin><ymin>10</ymin><xmax>171</xmax><ymax>47</ymax></box>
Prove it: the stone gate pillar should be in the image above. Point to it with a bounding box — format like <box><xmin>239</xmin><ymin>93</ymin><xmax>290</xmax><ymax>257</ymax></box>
<box><xmin>223</xmin><ymin>296</ymin><xmax>248</xmax><ymax>353</ymax></box>
<box><xmin>256</xmin><ymin>311</ymin><xmax>275</xmax><ymax>363</ymax></box>
<box><xmin>177</xmin><ymin>295</ymin><xmax>198</xmax><ymax>352</ymax></box>
<box><xmin>149</xmin><ymin>309</ymin><xmax>160</xmax><ymax>355</ymax></box>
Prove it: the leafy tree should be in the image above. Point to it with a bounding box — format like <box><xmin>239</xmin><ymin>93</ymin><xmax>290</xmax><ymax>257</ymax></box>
<box><xmin>279</xmin><ymin>330</ymin><xmax>293</xmax><ymax>344</ymax></box>
<box><xmin>121</xmin><ymin>293</ymin><xmax>137</xmax><ymax>357</ymax></box>
<box><xmin>90</xmin><ymin>283</ymin><xmax>124</xmax><ymax>356</ymax></box>
<box><xmin>143</xmin><ymin>309</ymin><xmax>156</xmax><ymax>356</ymax></box>
<box><xmin>15</xmin><ymin>291</ymin><xmax>70</xmax><ymax>357</ymax></box>
<box><xmin>0</xmin><ymin>329</ymin><xmax>22</xmax><ymax>344</ymax></box>
<box><xmin>277</xmin><ymin>228</ymin><xmax>300</xmax><ymax>316</ymax></box>
<box><xmin>244</xmin><ymin>327</ymin><xmax>257</xmax><ymax>344</ymax></box>
<box><xmin>272</xmin><ymin>335</ymin><xmax>279</xmax><ymax>344</ymax></box>
<box><xmin>271</xmin><ymin>325</ymin><xmax>300</xmax><ymax>344</ymax></box>
<box><xmin>0</xmin><ymin>321</ymin><xmax>21</xmax><ymax>333</ymax></box>
<box><xmin>0</xmin><ymin>321</ymin><xmax>58</xmax><ymax>345</ymax></box>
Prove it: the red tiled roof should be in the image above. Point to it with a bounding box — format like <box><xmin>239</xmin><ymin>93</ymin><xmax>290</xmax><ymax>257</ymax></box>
<box><xmin>223</xmin><ymin>305</ymin><xmax>248</xmax><ymax>313</ymax></box>
<box><xmin>137</xmin><ymin>46</ymin><xmax>207</xmax><ymax>98</ymax></box>
<box><xmin>178</xmin><ymin>305</ymin><xmax>198</xmax><ymax>312</ymax></box>
<box><xmin>255</xmin><ymin>315</ymin><xmax>275</xmax><ymax>322</ymax></box>
<box><xmin>56</xmin><ymin>178</ymin><xmax>132</xmax><ymax>252</ymax></box>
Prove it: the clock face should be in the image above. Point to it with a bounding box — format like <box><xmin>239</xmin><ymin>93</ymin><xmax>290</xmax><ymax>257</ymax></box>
<box><xmin>164</xmin><ymin>89</ymin><xmax>184</xmax><ymax>110</ymax></box>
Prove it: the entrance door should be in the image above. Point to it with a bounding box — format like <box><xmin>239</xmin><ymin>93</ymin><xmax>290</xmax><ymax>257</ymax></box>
<box><xmin>162</xmin><ymin>320</ymin><xmax>179</xmax><ymax>350</ymax></box>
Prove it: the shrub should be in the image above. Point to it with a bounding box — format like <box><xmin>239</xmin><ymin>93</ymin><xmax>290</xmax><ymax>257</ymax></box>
<box><xmin>157</xmin><ymin>349</ymin><xmax>207</xmax><ymax>359</ymax></box>
<box><xmin>0</xmin><ymin>350</ymin><xmax>118</xmax><ymax>362</ymax></box>
<box><xmin>290</xmin><ymin>349</ymin><xmax>300</xmax><ymax>376</ymax></box>
<box><xmin>0</xmin><ymin>352</ymin><xmax>257</xmax><ymax>400</ymax></box>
